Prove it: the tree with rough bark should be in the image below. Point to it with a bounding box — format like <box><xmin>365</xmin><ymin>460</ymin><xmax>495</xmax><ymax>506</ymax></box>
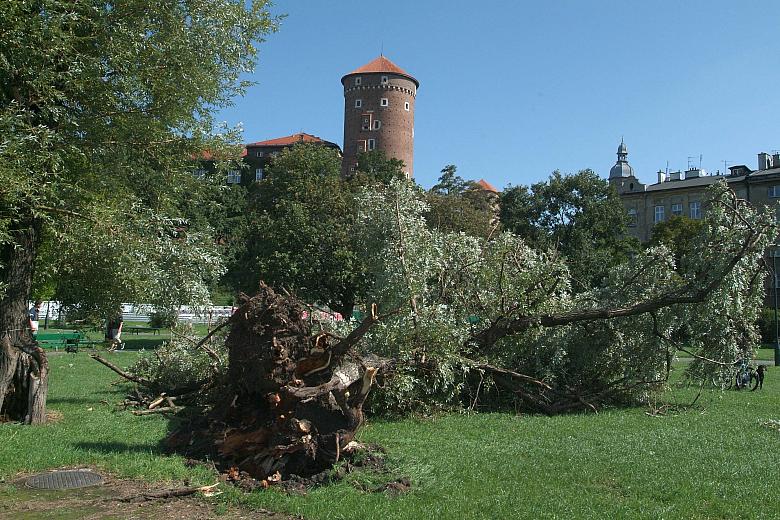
<box><xmin>0</xmin><ymin>0</ymin><xmax>278</xmax><ymax>424</ymax></box>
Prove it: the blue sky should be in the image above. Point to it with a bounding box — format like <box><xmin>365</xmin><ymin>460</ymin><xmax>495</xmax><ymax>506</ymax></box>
<box><xmin>218</xmin><ymin>1</ymin><xmax>780</xmax><ymax>189</ymax></box>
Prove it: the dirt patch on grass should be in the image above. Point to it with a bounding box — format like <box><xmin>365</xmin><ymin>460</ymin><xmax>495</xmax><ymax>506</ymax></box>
<box><xmin>0</xmin><ymin>470</ymin><xmax>298</xmax><ymax>520</ymax></box>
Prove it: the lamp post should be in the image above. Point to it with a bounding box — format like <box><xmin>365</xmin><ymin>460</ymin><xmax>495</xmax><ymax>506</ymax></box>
<box><xmin>774</xmin><ymin>248</ymin><xmax>780</xmax><ymax>366</ymax></box>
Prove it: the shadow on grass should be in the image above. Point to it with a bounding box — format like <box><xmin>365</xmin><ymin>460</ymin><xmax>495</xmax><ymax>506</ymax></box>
<box><xmin>48</xmin><ymin>397</ymin><xmax>102</xmax><ymax>405</ymax></box>
<box><xmin>74</xmin><ymin>441</ymin><xmax>165</xmax><ymax>455</ymax></box>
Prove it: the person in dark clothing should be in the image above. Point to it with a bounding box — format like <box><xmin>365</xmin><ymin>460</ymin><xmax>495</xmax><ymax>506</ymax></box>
<box><xmin>28</xmin><ymin>300</ymin><xmax>42</xmax><ymax>337</ymax></box>
<box><xmin>753</xmin><ymin>365</ymin><xmax>765</xmax><ymax>390</ymax></box>
<box><xmin>105</xmin><ymin>311</ymin><xmax>124</xmax><ymax>350</ymax></box>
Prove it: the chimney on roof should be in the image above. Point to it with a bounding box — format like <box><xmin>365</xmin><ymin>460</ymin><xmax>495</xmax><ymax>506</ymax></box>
<box><xmin>668</xmin><ymin>170</ymin><xmax>681</xmax><ymax>181</ymax></box>
<box><xmin>657</xmin><ymin>170</ymin><xmax>666</xmax><ymax>183</ymax></box>
<box><xmin>774</xmin><ymin>153</ymin><xmax>780</xmax><ymax>169</ymax></box>
<box><xmin>758</xmin><ymin>152</ymin><xmax>773</xmax><ymax>170</ymax></box>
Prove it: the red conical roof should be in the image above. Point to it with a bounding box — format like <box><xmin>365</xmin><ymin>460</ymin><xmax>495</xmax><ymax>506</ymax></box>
<box><xmin>342</xmin><ymin>56</ymin><xmax>419</xmax><ymax>87</ymax></box>
<box><xmin>476</xmin><ymin>179</ymin><xmax>499</xmax><ymax>193</ymax></box>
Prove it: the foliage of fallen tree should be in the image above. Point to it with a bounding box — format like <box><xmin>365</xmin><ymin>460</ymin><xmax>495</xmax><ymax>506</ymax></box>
<box><xmin>347</xmin><ymin>179</ymin><xmax>774</xmax><ymax>415</ymax></box>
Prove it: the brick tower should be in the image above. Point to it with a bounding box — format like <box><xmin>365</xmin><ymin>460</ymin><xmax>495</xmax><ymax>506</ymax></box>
<box><xmin>341</xmin><ymin>55</ymin><xmax>419</xmax><ymax>178</ymax></box>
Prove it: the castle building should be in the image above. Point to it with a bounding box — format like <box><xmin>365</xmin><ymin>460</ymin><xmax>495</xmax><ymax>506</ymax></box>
<box><xmin>609</xmin><ymin>141</ymin><xmax>780</xmax><ymax>243</ymax></box>
<box><xmin>340</xmin><ymin>56</ymin><xmax>418</xmax><ymax>178</ymax></box>
<box><xmin>241</xmin><ymin>133</ymin><xmax>340</xmax><ymax>184</ymax></box>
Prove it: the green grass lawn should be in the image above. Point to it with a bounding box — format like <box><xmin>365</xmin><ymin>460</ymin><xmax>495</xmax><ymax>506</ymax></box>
<box><xmin>2</xmin><ymin>353</ymin><xmax>779</xmax><ymax>519</ymax></box>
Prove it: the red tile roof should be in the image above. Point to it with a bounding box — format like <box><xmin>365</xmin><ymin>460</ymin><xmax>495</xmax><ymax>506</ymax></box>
<box><xmin>476</xmin><ymin>179</ymin><xmax>499</xmax><ymax>193</ymax></box>
<box><xmin>342</xmin><ymin>56</ymin><xmax>419</xmax><ymax>87</ymax></box>
<box><xmin>245</xmin><ymin>133</ymin><xmax>329</xmax><ymax>147</ymax></box>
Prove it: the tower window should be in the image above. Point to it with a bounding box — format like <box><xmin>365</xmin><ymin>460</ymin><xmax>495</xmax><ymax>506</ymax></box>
<box><xmin>355</xmin><ymin>99</ymin><xmax>362</xmax><ymax>108</ymax></box>
<box><xmin>355</xmin><ymin>76</ymin><xmax>361</xmax><ymax>86</ymax></box>
<box><xmin>373</xmin><ymin>120</ymin><xmax>381</xmax><ymax>130</ymax></box>
<box><xmin>404</xmin><ymin>101</ymin><xmax>410</xmax><ymax>111</ymax></box>
<box><xmin>380</xmin><ymin>98</ymin><xmax>388</xmax><ymax>107</ymax></box>
<box><xmin>361</xmin><ymin>112</ymin><xmax>373</xmax><ymax>131</ymax></box>
<box><xmin>367</xmin><ymin>138</ymin><xmax>376</xmax><ymax>151</ymax></box>
<box><xmin>381</xmin><ymin>75</ymin><xmax>388</xmax><ymax>85</ymax></box>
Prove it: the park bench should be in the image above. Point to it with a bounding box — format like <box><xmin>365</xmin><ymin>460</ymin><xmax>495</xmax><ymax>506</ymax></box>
<box><xmin>36</xmin><ymin>331</ymin><xmax>85</xmax><ymax>351</ymax></box>
<box><xmin>126</xmin><ymin>326</ymin><xmax>161</xmax><ymax>335</ymax></box>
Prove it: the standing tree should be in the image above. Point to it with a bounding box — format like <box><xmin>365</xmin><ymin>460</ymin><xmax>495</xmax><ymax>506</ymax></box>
<box><xmin>500</xmin><ymin>169</ymin><xmax>638</xmax><ymax>291</ymax></box>
<box><xmin>425</xmin><ymin>165</ymin><xmax>497</xmax><ymax>237</ymax></box>
<box><xmin>0</xmin><ymin>0</ymin><xmax>278</xmax><ymax>423</ymax></box>
<box><xmin>230</xmin><ymin>143</ymin><xmax>364</xmax><ymax>317</ymax></box>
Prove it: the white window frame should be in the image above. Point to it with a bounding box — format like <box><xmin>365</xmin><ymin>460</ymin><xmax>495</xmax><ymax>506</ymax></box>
<box><xmin>255</xmin><ymin>168</ymin><xmax>263</xmax><ymax>181</ymax></box>
<box><xmin>654</xmin><ymin>205</ymin><xmax>665</xmax><ymax>223</ymax></box>
<box><xmin>255</xmin><ymin>151</ymin><xmax>263</xmax><ymax>157</ymax></box>
<box><xmin>373</xmin><ymin>119</ymin><xmax>381</xmax><ymax>130</ymax></box>
<box><xmin>355</xmin><ymin>76</ymin><xmax>361</xmax><ymax>86</ymax></box>
<box><xmin>193</xmin><ymin>168</ymin><xmax>206</xmax><ymax>180</ymax></box>
<box><xmin>380</xmin><ymin>98</ymin><xmax>388</xmax><ymax>107</ymax></box>
<box><xmin>689</xmin><ymin>201</ymin><xmax>701</xmax><ymax>219</ymax></box>
<box><xmin>380</xmin><ymin>75</ymin><xmax>388</xmax><ymax>85</ymax></box>
<box><xmin>671</xmin><ymin>203</ymin><xmax>682</xmax><ymax>216</ymax></box>
<box><xmin>404</xmin><ymin>101</ymin><xmax>410</xmax><ymax>111</ymax></box>
<box><xmin>367</xmin><ymin>138</ymin><xmax>376</xmax><ymax>151</ymax></box>
<box><xmin>227</xmin><ymin>170</ymin><xmax>241</xmax><ymax>184</ymax></box>
<box><xmin>355</xmin><ymin>99</ymin><xmax>362</xmax><ymax>109</ymax></box>
<box><xmin>769</xmin><ymin>185</ymin><xmax>780</xmax><ymax>198</ymax></box>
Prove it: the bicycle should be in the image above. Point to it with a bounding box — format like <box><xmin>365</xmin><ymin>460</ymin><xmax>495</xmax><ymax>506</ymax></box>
<box><xmin>734</xmin><ymin>363</ymin><xmax>758</xmax><ymax>391</ymax></box>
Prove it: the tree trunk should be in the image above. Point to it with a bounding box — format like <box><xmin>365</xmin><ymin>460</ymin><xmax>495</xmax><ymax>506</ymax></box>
<box><xmin>0</xmin><ymin>219</ymin><xmax>48</xmax><ymax>424</ymax></box>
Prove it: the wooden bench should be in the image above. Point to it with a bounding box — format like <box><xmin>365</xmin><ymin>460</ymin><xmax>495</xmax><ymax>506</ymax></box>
<box><xmin>126</xmin><ymin>326</ymin><xmax>161</xmax><ymax>335</ymax></box>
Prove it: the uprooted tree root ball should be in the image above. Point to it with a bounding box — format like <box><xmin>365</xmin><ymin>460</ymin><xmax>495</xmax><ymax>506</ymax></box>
<box><xmin>98</xmin><ymin>282</ymin><xmax>391</xmax><ymax>484</ymax></box>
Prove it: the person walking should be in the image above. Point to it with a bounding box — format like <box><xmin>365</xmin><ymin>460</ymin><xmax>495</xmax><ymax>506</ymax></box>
<box><xmin>105</xmin><ymin>310</ymin><xmax>124</xmax><ymax>350</ymax></box>
<box><xmin>753</xmin><ymin>364</ymin><xmax>765</xmax><ymax>390</ymax></box>
<box><xmin>27</xmin><ymin>300</ymin><xmax>42</xmax><ymax>337</ymax></box>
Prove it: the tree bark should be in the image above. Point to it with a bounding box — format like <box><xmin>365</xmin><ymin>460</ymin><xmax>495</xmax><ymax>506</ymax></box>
<box><xmin>0</xmin><ymin>218</ymin><xmax>48</xmax><ymax>424</ymax></box>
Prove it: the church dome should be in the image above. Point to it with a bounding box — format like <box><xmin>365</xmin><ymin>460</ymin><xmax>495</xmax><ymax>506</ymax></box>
<box><xmin>609</xmin><ymin>139</ymin><xmax>634</xmax><ymax>179</ymax></box>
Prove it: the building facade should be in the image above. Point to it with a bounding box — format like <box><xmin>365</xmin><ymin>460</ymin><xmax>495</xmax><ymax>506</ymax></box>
<box><xmin>340</xmin><ymin>56</ymin><xmax>418</xmax><ymax>178</ymax></box>
<box><xmin>608</xmin><ymin>142</ymin><xmax>780</xmax><ymax>243</ymax></box>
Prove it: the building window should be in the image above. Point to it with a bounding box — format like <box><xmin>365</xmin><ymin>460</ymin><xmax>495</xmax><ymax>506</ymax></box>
<box><xmin>361</xmin><ymin>112</ymin><xmax>372</xmax><ymax>131</ymax></box>
<box><xmin>380</xmin><ymin>98</ymin><xmax>388</xmax><ymax>107</ymax></box>
<box><xmin>355</xmin><ymin>99</ymin><xmax>362</xmax><ymax>109</ymax></box>
<box><xmin>255</xmin><ymin>151</ymin><xmax>263</xmax><ymax>157</ymax></box>
<box><xmin>381</xmin><ymin>75</ymin><xmax>388</xmax><ymax>85</ymax></box>
<box><xmin>227</xmin><ymin>170</ymin><xmax>241</xmax><ymax>184</ymax></box>
<box><xmin>373</xmin><ymin>120</ymin><xmax>381</xmax><ymax>130</ymax></box>
<box><xmin>627</xmin><ymin>208</ymin><xmax>637</xmax><ymax>227</ymax></box>
<box><xmin>255</xmin><ymin>168</ymin><xmax>263</xmax><ymax>181</ymax></box>
<box><xmin>404</xmin><ymin>101</ymin><xmax>410</xmax><ymax>111</ymax></box>
<box><xmin>769</xmin><ymin>186</ymin><xmax>780</xmax><ymax>198</ymax></box>
<box><xmin>355</xmin><ymin>77</ymin><xmax>361</xmax><ymax>86</ymax></box>
<box><xmin>367</xmin><ymin>138</ymin><xmax>376</xmax><ymax>151</ymax></box>
<box><xmin>193</xmin><ymin>168</ymin><xmax>206</xmax><ymax>180</ymax></box>
<box><xmin>654</xmin><ymin>205</ymin><xmax>665</xmax><ymax>223</ymax></box>
<box><xmin>671</xmin><ymin>203</ymin><xmax>682</xmax><ymax>216</ymax></box>
<box><xmin>689</xmin><ymin>201</ymin><xmax>701</xmax><ymax>219</ymax></box>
